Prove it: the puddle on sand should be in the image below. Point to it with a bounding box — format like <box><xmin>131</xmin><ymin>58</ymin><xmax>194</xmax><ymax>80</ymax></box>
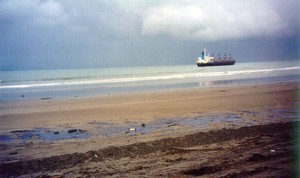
<box><xmin>88</xmin><ymin>114</ymin><xmax>243</xmax><ymax>137</ymax></box>
<box><xmin>0</xmin><ymin>128</ymin><xmax>91</xmax><ymax>145</ymax></box>
<box><xmin>0</xmin><ymin>109</ymin><xmax>296</xmax><ymax>145</ymax></box>
<box><xmin>89</xmin><ymin>108</ymin><xmax>297</xmax><ymax>137</ymax></box>
<box><xmin>267</xmin><ymin>108</ymin><xmax>299</xmax><ymax>120</ymax></box>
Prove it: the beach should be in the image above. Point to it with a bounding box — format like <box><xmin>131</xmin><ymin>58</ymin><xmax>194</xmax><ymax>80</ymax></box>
<box><xmin>1</xmin><ymin>0</ymin><xmax>299</xmax><ymax>176</ymax></box>
<box><xmin>0</xmin><ymin>81</ymin><xmax>299</xmax><ymax>177</ymax></box>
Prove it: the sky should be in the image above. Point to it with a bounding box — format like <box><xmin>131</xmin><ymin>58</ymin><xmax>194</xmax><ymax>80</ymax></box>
<box><xmin>0</xmin><ymin>0</ymin><xmax>299</xmax><ymax>70</ymax></box>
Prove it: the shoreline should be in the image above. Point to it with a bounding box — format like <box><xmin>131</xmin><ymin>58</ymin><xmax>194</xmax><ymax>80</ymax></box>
<box><xmin>1</xmin><ymin>64</ymin><xmax>299</xmax><ymax>101</ymax></box>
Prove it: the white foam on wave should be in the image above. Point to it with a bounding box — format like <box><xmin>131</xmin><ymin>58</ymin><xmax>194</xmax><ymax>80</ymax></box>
<box><xmin>0</xmin><ymin>83</ymin><xmax>61</xmax><ymax>89</ymax></box>
<box><xmin>1</xmin><ymin>66</ymin><xmax>299</xmax><ymax>89</ymax></box>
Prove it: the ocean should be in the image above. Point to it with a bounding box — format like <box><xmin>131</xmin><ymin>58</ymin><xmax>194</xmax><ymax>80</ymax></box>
<box><xmin>0</xmin><ymin>60</ymin><xmax>299</xmax><ymax>100</ymax></box>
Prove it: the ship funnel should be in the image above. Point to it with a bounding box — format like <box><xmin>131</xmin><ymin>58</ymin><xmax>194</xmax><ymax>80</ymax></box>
<box><xmin>201</xmin><ymin>49</ymin><xmax>207</xmax><ymax>60</ymax></box>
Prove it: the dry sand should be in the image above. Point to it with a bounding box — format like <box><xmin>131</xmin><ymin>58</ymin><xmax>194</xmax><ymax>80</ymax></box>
<box><xmin>0</xmin><ymin>82</ymin><xmax>299</xmax><ymax>177</ymax></box>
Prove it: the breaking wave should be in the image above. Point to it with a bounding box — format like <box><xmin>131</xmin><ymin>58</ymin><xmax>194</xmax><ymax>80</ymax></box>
<box><xmin>0</xmin><ymin>66</ymin><xmax>299</xmax><ymax>89</ymax></box>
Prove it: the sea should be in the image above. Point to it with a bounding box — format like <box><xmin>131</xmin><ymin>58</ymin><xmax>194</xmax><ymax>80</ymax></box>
<box><xmin>0</xmin><ymin>60</ymin><xmax>299</xmax><ymax>101</ymax></box>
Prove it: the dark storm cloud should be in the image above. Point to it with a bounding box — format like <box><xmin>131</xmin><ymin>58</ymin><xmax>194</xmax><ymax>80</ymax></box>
<box><xmin>0</xmin><ymin>0</ymin><xmax>298</xmax><ymax>70</ymax></box>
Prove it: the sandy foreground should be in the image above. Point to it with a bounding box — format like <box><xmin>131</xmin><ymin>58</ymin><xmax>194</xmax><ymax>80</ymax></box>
<box><xmin>0</xmin><ymin>82</ymin><xmax>299</xmax><ymax>177</ymax></box>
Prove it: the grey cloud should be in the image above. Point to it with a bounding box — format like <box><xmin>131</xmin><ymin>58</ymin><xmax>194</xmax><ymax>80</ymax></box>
<box><xmin>0</xmin><ymin>0</ymin><xmax>70</xmax><ymax>26</ymax></box>
<box><xmin>141</xmin><ymin>1</ymin><xmax>292</xmax><ymax>41</ymax></box>
<box><xmin>0</xmin><ymin>0</ymin><xmax>298</xmax><ymax>70</ymax></box>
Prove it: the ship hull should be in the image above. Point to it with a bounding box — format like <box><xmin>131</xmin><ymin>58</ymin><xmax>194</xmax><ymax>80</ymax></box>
<box><xmin>197</xmin><ymin>60</ymin><xmax>235</xmax><ymax>67</ymax></box>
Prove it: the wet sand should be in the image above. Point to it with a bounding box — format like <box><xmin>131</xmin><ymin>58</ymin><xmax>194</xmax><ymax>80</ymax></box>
<box><xmin>0</xmin><ymin>82</ymin><xmax>299</xmax><ymax>177</ymax></box>
<box><xmin>0</xmin><ymin>82</ymin><xmax>298</xmax><ymax>132</ymax></box>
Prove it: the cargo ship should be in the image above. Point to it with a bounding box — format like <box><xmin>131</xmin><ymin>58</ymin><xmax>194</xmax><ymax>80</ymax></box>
<box><xmin>197</xmin><ymin>49</ymin><xmax>236</xmax><ymax>67</ymax></box>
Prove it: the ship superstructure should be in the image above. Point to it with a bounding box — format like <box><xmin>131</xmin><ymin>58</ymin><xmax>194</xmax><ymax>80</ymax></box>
<box><xmin>197</xmin><ymin>49</ymin><xmax>236</xmax><ymax>67</ymax></box>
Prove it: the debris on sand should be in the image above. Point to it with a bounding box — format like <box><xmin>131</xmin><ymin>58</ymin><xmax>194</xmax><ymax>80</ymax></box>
<box><xmin>129</xmin><ymin>128</ymin><xmax>136</xmax><ymax>131</ymax></box>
